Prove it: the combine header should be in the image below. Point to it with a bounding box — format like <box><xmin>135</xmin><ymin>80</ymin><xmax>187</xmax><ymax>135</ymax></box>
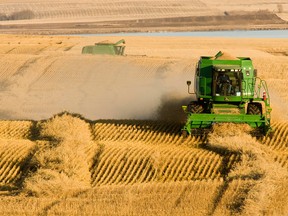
<box><xmin>182</xmin><ymin>51</ymin><xmax>272</xmax><ymax>136</ymax></box>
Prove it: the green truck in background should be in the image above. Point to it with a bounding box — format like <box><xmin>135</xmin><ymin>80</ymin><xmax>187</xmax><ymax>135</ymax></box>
<box><xmin>82</xmin><ymin>39</ymin><xmax>125</xmax><ymax>55</ymax></box>
<box><xmin>182</xmin><ymin>51</ymin><xmax>272</xmax><ymax>136</ymax></box>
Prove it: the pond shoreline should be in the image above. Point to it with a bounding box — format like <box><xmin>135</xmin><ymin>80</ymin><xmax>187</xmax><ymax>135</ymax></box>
<box><xmin>71</xmin><ymin>29</ymin><xmax>288</xmax><ymax>39</ymax></box>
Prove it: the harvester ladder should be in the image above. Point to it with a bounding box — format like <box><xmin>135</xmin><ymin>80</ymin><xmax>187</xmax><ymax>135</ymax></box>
<box><xmin>254</xmin><ymin>78</ymin><xmax>271</xmax><ymax>106</ymax></box>
<box><xmin>255</xmin><ymin>78</ymin><xmax>272</xmax><ymax>131</ymax></box>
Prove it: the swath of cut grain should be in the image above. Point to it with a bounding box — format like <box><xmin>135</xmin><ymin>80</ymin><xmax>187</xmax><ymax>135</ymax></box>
<box><xmin>39</xmin><ymin>113</ymin><xmax>92</xmax><ymax>142</ymax></box>
<box><xmin>92</xmin><ymin>120</ymin><xmax>201</xmax><ymax>145</ymax></box>
<box><xmin>261</xmin><ymin>121</ymin><xmax>288</xmax><ymax>168</ymax></box>
<box><xmin>213</xmin><ymin>179</ymin><xmax>257</xmax><ymax>215</ymax></box>
<box><xmin>90</xmin><ymin>140</ymin><xmax>237</xmax><ymax>186</ymax></box>
<box><xmin>208</xmin><ymin>123</ymin><xmax>288</xmax><ymax>215</ymax></box>
<box><xmin>23</xmin><ymin>113</ymin><xmax>94</xmax><ymax>197</ymax></box>
<box><xmin>0</xmin><ymin>139</ymin><xmax>35</xmax><ymax>184</ymax></box>
<box><xmin>262</xmin><ymin>121</ymin><xmax>288</xmax><ymax>151</ymax></box>
<box><xmin>0</xmin><ymin>121</ymin><xmax>33</xmax><ymax>140</ymax></box>
<box><xmin>265</xmin><ymin>177</ymin><xmax>288</xmax><ymax>215</ymax></box>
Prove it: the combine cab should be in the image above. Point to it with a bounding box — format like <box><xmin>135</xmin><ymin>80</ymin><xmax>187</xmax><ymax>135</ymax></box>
<box><xmin>182</xmin><ymin>51</ymin><xmax>272</xmax><ymax>136</ymax></box>
<box><xmin>82</xmin><ymin>39</ymin><xmax>125</xmax><ymax>55</ymax></box>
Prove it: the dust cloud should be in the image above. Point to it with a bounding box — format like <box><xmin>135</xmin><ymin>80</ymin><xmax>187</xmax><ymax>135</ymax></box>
<box><xmin>0</xmin><ymin>55</ymin><xmax>194</xmax><ymax>121</ymax></box>
<box><xmin>268</xmin><ymin>88</ymin><xmax>288</xmax><ymax>122</ymax></box>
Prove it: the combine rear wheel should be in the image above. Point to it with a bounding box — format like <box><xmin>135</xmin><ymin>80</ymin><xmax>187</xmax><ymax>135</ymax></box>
<box><xmin>247</xmin><ymin>103</ymin><xmax>264</xmax><ymax>137</ymax></box>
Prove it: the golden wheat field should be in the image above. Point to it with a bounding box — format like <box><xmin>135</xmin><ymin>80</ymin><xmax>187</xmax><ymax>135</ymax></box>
<box><xmin>0</xmin><ymin>2</ymin><xmax>288</xmax><ymax>215</ymax></box>
<box><xmin>0</xmin><ymin>33</ymin><xmax>287</xmax><ymax>215</ymax></box>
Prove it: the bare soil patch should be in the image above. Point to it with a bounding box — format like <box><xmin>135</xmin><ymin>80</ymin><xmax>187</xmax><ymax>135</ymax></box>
<box><xmin>0</xmin><ymin>0</ymin><xmax>288</xmax><ymax>34</ymax></box>
<box><xmin>0</xmin><ymin>10</ymin><xmax>287</xmax><ymax>35</ymax></box>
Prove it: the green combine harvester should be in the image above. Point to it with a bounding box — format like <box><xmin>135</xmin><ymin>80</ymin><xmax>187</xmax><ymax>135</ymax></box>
<box><xmin>82</xmin><ymin>39</ymin><xmax>125</xmax><ymax>55</ymax></box>
<box><xmin>182</xmin><ymin>51</ymin><xmax>272</xmax><ymax>136</ymax></box>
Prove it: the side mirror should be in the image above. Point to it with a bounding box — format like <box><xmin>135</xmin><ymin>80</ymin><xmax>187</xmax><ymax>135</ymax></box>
<box><xmin>186</xmin><ymin>80</ymin><xmax>195</xmax><ymax>94</ymax></box>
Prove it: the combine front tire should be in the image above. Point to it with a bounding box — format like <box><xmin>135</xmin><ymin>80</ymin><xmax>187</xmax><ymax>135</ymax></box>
<box><xmin>247</xmin><ymin>103</ymin><xmax>262</xmax><ymax>115</ymax></box>
<box><xmin>187</xmin><ymin>102</ymin><xmax>204</xmax><ymax>113</ymax></box>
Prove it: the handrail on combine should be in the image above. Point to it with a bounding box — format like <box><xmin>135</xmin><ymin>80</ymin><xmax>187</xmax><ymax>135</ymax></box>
<box><xmin>255</xmin><ymin>77</ymin><xmax>272</xmax><ymax>132</ymax></box>
<box><xmin>243</xmin><ymin>77</ymin><xmax>271</xmax><ymax>106</ymax></box>
<box><xmin>254</xmin><ymin>77</ymin><xmax>271</xmax><ymax>106</ymax></box>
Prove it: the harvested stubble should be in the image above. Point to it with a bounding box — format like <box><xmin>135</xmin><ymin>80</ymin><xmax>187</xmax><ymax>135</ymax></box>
<box><xmin>0</xmin><ymin>113</ymin><xmax>287</xmax><ymax>215</ymax></box>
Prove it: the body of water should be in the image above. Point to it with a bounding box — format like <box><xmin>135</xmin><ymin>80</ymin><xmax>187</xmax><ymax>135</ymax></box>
<box><xmin>76</xmin><ymin>30</ymin><xmax>288</xmax><ymax>38</ymax></box>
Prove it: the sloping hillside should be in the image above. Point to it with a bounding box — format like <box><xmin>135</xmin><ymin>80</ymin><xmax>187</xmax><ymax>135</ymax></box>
<box><xmin>0</xmin><ymin>35</ymin><xmax>287</xmax><ymax>121</ymax></box>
